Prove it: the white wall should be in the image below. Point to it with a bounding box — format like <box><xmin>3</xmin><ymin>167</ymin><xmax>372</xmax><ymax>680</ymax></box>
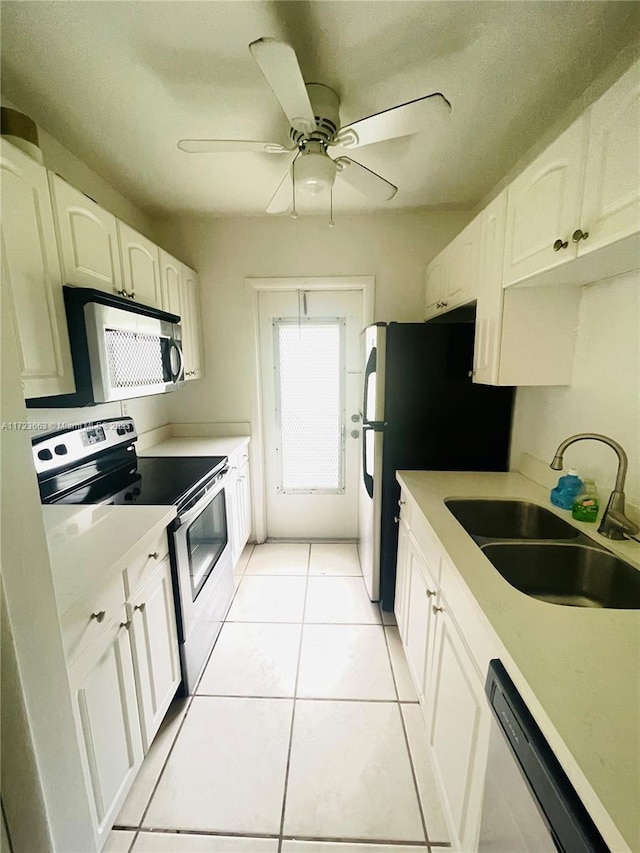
<box><xmin>510</xmin><ymin>270</ymin><xmax>640</xmax><ymax>506</ymax></box>
<box><xmin>153</xmin><ymin>209</ymin><xmax>472</xmax><ymax>424</ymax></box>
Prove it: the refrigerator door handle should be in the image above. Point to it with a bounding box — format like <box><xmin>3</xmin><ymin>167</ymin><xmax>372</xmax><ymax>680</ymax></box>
<box><xmin>362</xmin><ymin>346</ymin><xmax>377</xmax><ymax>426</ymax></box>
<box><xmin>362</xmin><ymin>425</ymin><xmax>374</xmax><ymax>499</ymax></box>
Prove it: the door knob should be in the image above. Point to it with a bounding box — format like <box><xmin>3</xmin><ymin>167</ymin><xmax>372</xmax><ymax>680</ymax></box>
<box><xmin>351</xmin><ymin>413</ymin><xmax>361</xmax><ymax>423</ymax></box>
<box><xmin>572</xmin><ymin>229</ymin><xmax>589</xmax><ymax>243</ymax></box>
<box><xmin>350</xmin><ymin>430</ymin><xmax>360</xmax><ymax>439</ymax></box>
<box><xmin>553</xmin><ymin>239</ymin><xmax>569</xmax><ymax>251</ymax></box>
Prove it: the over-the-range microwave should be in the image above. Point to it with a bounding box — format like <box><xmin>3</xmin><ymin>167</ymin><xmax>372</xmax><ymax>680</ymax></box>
<box><xmin>26</xmin><ymin>286</ymin><xmax>184</xmax><ymax>408</ymax></box>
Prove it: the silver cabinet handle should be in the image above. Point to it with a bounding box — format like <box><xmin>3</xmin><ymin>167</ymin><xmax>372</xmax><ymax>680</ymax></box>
<box><xmin>91</xmin><ymin>610</ymin><xmax>106</xmax><ymax>623</ymax></box>
<box><xmin>134</xmin><ymin>602</ymin><xmax>146</xmax><ymax>612</ymax></box>
<box><xmin>572</xmin><ymin>228</ymin><xmax>589</xmax><ymax>243</ymax></box>
<box><xmin>119</xmin><ymin>619</ymin><xmax>132</xmax><ymax>630</ymax></box>
<box><xmin>398</xmin><ymin>499</ymin><xmax>406</xmax><ymax>506</ymax></box>
<box><xmin>148</xmin><ymin>551</ymin><xmax>159</xmax><ymax>560</ymax></box>
<box><xmin>426</xmin><ymin>589</ymin><xmax>436</xmax><ymax>598</ymax></box>
<box><xmin>393</xmin><ymin>516</ymin><xmax>400</xmax><ymax>523</ymax></box>
<box><xmin>553</xmin><ymin>238</ymin><xmax>569</xmax><ymax>251</ymax></box>
<box><xmin>432</xmin><ymin>605</ymin><xmax>444</xmax><ymax>614</ymax></box>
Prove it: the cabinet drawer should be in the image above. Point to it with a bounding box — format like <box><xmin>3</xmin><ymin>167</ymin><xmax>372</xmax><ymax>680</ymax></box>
<box><xmin>408</xmin><ymin>509</ymin><xmax>443</xmax><ymax>583</ymax></box>
<box><xmin>61</xmin><ymin>571</ymin><xmax>126</xmax><ymax>664</ymax></box>
<box><xmin>123</xmin><ymin>530</ymin><xmax>170</xmax><ymax>596</ymax></box>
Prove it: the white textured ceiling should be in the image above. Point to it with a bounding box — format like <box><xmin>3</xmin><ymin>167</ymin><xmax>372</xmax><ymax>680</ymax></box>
<box><xmin>1</xmin><ymin>1</ymin><xmax>639</xmax><ymax>216</ymax></box>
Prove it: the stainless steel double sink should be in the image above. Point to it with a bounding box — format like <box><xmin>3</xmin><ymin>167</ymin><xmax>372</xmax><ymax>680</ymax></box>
<box><xmin>445</xmin><ymin>499</ymin><xmax>640</xmax><ymax>609</ymax></box>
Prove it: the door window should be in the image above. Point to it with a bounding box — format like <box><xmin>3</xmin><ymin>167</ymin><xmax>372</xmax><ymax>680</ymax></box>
<box><xmin>273</xmin><ymin>318</ymin><xmax>346</xmax><ymax>494</ymax></box>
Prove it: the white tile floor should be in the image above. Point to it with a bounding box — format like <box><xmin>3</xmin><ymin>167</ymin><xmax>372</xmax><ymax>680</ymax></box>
<box><xmin>112</xmin><ymin>543</ymin><xmax>450</xmax><ymax>853</ymax></box>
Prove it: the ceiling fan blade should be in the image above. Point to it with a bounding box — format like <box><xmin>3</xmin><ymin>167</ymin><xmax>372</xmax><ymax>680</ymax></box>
<box><xmin>249</xmin><ymin>37</ymin><xmax>315</xmax><ymax>136</ymax></box>
<box><xmin>334</xmin><ymin>156</ymin><xmax>397</xmax><ymax>202</ymax></box>
<box><xmin>266</xmin><ymin>154</ymin><xmax>298</xmax><ymax>214</ymax></box>
<box><xmin>177</xmin><ymin>139</ymin><xmax>294</xmax><ymax>154</ymax></box>
<box><xmin>333</xmin><ymin>93</ymin><xmax>451</xmax><ymax>149</ymax></box>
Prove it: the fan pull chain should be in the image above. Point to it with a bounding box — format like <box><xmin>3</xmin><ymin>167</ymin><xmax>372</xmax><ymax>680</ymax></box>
<box><xmin>329</xmin><ymin>185</ymin><xmax>335</xmax><ymax>228</ymax></box>
<box><xmin>291</xmin><ymin>156</ymin><xmax>298</xmax><ymax>219</ymax></box>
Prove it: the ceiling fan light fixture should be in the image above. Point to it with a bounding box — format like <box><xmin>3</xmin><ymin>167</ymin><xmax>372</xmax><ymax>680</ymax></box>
<box><xmin>294</xmin><ymin>149</ymin><xmax>337</xmax><ymax>195</ymax></box>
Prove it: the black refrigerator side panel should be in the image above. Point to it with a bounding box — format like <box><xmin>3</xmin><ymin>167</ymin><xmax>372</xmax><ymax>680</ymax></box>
<box><xmin>379</xmin><ymin>323</ymin><xmax>514</xmax><ymax>611</ymax></box>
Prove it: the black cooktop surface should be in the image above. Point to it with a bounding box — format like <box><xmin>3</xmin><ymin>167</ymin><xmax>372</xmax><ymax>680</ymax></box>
<box><xmin>41</xmin><ymin>454</ymin><xmax>227</xmax><ymax>508</ymax></box>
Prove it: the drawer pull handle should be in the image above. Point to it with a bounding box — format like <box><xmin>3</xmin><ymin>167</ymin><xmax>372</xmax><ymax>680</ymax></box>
<box><xmin>572</xmin><ymin>228</ymin><xmax>589</xmax><ymax>243</ymax></box>
<box><xmin>148</xmin><ymin>551</ymin><xmax>159</xmax><ymax>560</ymax></box>
<box><xmin>398</xmin><ymin>499</ymin><xmax>406</xmax><ymax>506</ymax></box>
<box><xmin>426</xmin><ymin>589</ymin><xmax>436</xmax><ymax>598</ymax></box>
<box><xmin>134</xmin><ymin>602</ymin><xmax>146</xmax><ymax>612</ymax></box>
<box><xmin>90</xmin><ymin>610</ymin><xmax>106</xmax><ymax>623</ymax></box>
<box><xmin>120</xmin><ymin>619</ymin><xmax>132</xmax><ymax>630</ymax></box>
<box><xmin>393</xmin><ymin>516</ymin><xmax>400</xmax><ymax>523</ymax></box>
<box><xmin>432</xmin><ymin>605</ymin><xmax>444</xmax><ymax>614</ymax></box>
<box><xmin>553</xmin><ymin>238</ymin><xmax>568</xmax><ymax>251</ymax></box>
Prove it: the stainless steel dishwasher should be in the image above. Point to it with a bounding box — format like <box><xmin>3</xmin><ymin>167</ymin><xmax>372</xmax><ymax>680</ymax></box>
<box><xmin>478</xmin><ymin>660</ymin><xmax>609</xmax><ymax>853</ymax></box>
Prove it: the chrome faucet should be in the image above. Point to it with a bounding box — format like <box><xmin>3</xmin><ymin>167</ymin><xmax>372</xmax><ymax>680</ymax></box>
<box><xmin>550</xmin><ymin>433</ymin><xmax>639</xmax><ymax>540</ymax></box>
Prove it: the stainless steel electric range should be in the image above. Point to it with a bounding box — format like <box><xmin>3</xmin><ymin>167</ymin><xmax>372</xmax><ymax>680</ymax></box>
<box><xmin>33</xmin><ymin>417</ymin><xmax>234</xmax><ymax>694</ymax></box>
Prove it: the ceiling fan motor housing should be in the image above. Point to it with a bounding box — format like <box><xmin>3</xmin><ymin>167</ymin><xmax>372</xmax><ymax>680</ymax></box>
<box><xmin>290</xmin><ymin>83</ymin><xmax>340</xmax><ymax>147</ymax></box>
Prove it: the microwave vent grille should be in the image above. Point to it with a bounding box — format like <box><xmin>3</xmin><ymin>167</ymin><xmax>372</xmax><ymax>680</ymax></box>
<box><xmin>105</xmin><ymin>329</ymin><xmax>165</xmax><ymax>388</ymax></box>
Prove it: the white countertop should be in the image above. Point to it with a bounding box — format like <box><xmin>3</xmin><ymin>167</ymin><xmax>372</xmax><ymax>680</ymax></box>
<box><xmin>396</xmin><ymin>470</ymin><xmax>640</xmax><ymax>852</ymax></box>
<box><xmin>43</xmin><ymin>504</ymin><xmax>176</xmax><ymax>614</ymax></box>
<box><xmin>138</xmin><ymin>435</ymin><xmax>250</xmax><ymax>458</ymax></box>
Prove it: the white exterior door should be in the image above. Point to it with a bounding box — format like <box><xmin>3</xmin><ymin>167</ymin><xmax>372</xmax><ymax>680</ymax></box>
<box><xmin>258</xmin><ymin>288</ymin><xmax>365</xmax><ymax>539</ymax></box>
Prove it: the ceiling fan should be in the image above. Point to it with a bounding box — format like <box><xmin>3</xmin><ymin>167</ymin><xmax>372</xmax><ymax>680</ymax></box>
<box><xmin>178</xmin><ymin>37</ymin><xmax>451</xmax><ymax>216</ymax></box>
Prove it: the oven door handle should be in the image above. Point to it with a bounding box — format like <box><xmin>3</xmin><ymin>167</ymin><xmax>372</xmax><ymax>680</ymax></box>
<box><xmin>173</xmin><ymin>467</ymin><xmax>228</xmax><ymax>530</ymax></box>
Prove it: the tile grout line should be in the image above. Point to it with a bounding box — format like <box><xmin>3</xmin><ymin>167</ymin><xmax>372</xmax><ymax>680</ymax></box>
<box><xmin>276</xmin><ymin>542</ymin><xmax>312</xmax><ymax>853</ymax></box>
<box><xmin>381</xmin><ymin>610</ymin><xmax>432</xmax><ymax>853</ymax></box>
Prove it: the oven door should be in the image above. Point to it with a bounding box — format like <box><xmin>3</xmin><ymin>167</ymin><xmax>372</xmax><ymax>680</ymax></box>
<box><xmin>171</xmin><ymin>476</ymin><xmax>234</xmax><ymax>693</ymax></box>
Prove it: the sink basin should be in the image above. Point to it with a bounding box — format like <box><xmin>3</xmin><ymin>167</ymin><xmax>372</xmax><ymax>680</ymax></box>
<box><xmin>482</xmin><ymin>543</ymin><xmax>640</xmax><ymax>609</ymax></box>
<box><xmin>446</xmin><ymin>499</ymin><xmax>579</xmax><ymax>540</ymax></box>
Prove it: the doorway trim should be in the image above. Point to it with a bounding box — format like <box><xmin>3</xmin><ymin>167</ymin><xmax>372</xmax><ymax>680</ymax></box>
<box><xmin>245</xmin><ymin>275</ymin><xmax>375</xmax><ymax>542</ymax></box>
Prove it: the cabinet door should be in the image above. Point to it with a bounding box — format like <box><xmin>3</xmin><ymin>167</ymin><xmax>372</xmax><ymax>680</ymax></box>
<box><xmin>160</xmin><ymin>249</ymin><xmax>184</xmax><ymax>318</ymax></box>
<box><xmin>237</xmin><ymin>461</ymin><xmax>252</xmax><ymax>551</ymax></box>
<box><xmin>49</xmin><ymin>173</ymin><xmax>123</xmax><ymax>295</ymax></box>
<box><xmin>394</xmin><ymin>516</ymin><xmax>411</xmax><ymax>641</ymax></box>
<box><xmin>0</xmin><ymin>140</ymin><xmax>75</xmax><ymax>398</ymax></box>
<box><xmin>67</xmin><ymin>609</ymin><xmax>143</xmax><ymax>850</ymax></box>
<box><xmin>473</xmin><ymin>191</ymin><xmax>507</xmax><ymax>386</ymax></box>
<box><xmin>424</xmin><ymin>254</ymin><xmax>447</xmax><ymax>318</ymax></box>
<box><xmin>403</xmin><ymin>533</ymin><xmax>439</xmax><ymax>702</ymax></box>
<box><xmin>426</xmin><ymin>601</ymin><xmax>490</xmax><ymax>852</ymax></box>
<box><xmin>503</xmin><ymin>117</ymin><xmax>587</xmax><ymax>286</ymax></box>
<box><xmin>579</xmin><ymin>59</ymin><xmax>640</xmax><ymax>255</ymax></box>
<box><xmin>181</xmin><ymin>265</ymin><xmax>204</xmax><ymax>380</ymax></box>
<box><xmin>446</xmin><ymin>216</ymin><xmax>480</xmax><ymax>308</ymax></box>
<box><xmin>128</xmin><ymin>559</ymin><xmax>181</xmax><ymax>751</ymax></box>
<box><xmin>118</xmin><ymin>221</ymin><xmax>162</xmax><ymax>308</ymax></box>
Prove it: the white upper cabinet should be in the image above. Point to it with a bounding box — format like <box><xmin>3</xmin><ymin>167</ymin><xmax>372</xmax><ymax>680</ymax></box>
<box><xmin>502</xmin><ymin>117</ymin><xmax>587</xmax><ymax>287</ymax></box>
<box><xmin>118</xmin><ymin>221</ymin><xmax>162</xmax><ymax>308</ymax></box>
<box><xmin>446</xmin><ymin>215</ymin><xmax>480</xmax><ymax>306</ymax></box>
<box><xmin>181</xmin><ymin>264</ymin><xmax>204</xmax><ymax>380</ymax></box>
<box><xmin>579</xmin><ymin>60</ymin><xmax>640</xmax><ymax>256</ymax></box>
<box><xmin>425</xmin><ymin>216</ymin><xmax>480</xmax><ymax>320</ymax></box>
<box><xmin>49</xmin><ymin>173</ymin><xmax>124</xmax><ymax>295</ymax></box>
<box><xmin>159</xmin><ymin>249</ymin><xmax>183</xmax><ymax>318</ymax></box>
<box><xmin>0</xmin><ymin>140</ymin><xmax>75</xmax><ymax>398</ymax></box>
<box><xmin>424</xmin><ymin>253</ymin><xmax>448</xmax><ymax>318</ymax></box>
<box><xmin>473</xmin><ymin>191</ymin><xmax>508</xmax><ymax>386</ymax></box>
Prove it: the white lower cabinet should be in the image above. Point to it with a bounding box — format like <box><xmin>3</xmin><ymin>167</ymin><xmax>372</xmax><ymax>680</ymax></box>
<box><xmin>401</xmin><ymin>532</ymin><xmax>438</xmax><ymax>702</ymax></box>
<box><xmin>226</xmin><ymin>445</ymin><xmax>252</xmax><ymax>565</ymax></box>
<box><xmin>67</xmin><ymin>608</ymin><xmax>144</xmax><ymax>851</ymax></box>
<box><xmin>425</xmin><ymin>594</ymin><xmax>490</xmax><ymax>852</ymax></box>
<box><xmin>395</xmin><ymin>488</ymin><xmax>493</xmax><ymax>852</ymax></box>
<box><xmin>62</xmin><ymin>534</ymin><xmax>180</xmax><ymax>850</ymax></box>
<box><xmin>127</xmin><ymin>558</ymin><xmax>181</xmax><ymax>752</ymax></box>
